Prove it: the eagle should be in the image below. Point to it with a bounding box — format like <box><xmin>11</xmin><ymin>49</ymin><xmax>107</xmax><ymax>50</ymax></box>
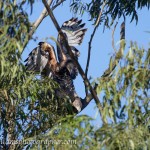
<box><xmin>57</xmin><ymin>18</ymin><xmax>87</xmax><ymax>79</ymax></box>
<box><xmin>24</xmin><ymin>18</ymin><xmax>87</xmax><ymax>112</ymax></box>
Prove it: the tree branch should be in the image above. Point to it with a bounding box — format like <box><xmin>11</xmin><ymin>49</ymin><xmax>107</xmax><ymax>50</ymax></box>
<box><xmin>112</xmin><ymin>22</ymin><xmax>118</xmax><ymax>53</ymax></box>
<box><xmin>80</xmin><ymin>84</ymin><xmax>98</xmax><ymax>111</ymax></box>
<box><xmin>49</xmin><ymin>0</ymin><xmax>66</xmax><ymax>12</ymax></box>
<box><xmin>28</xmin><ymin>0</ymin><xmax>53</xmax><ymax>39</ymax></box>
<box><xmin>85</xmin><ymin>1</ymin><xmax>106</xmax><ymax>77</ymax></box>
<box><xmin>102</xmin><ymin>21</ymin><xmax>125</xmax><ymax>78</ymax></box>
<box><xmin>42</xmin><ymin>0</ymin><xmax>106</xmax><ymax>124</ymax></box>
<box><xmin>22</xmin><ymin>0</ymin><xmax>65</xmax><ymax>54</ymax></box>
<box><xmin>29</xmin><ymin>0</ymin><xmax>66</xmax><ymax>39</ymax></box>
<box><xmin>80</xmin><ymin>21</ymin><xmax>125</xmax><ymax>114</ymax></box>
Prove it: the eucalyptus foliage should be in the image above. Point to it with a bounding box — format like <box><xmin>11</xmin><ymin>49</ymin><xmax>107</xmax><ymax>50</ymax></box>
<box><xmin>0</xmin><ymin>1</ymin><xmax>74</xmax><ymax>149</ymax></box>
<box><xmin>0</xmin><ymin>0</ymin><xmax>149</xmax><ymax>150</ymax></box>
<box><xmin>96</xmin><ymin>43</ymin><xmax>150</xmax><ymax>124</ymax></box>
<box><xmin>25</xmin><ymin>44</ymin><xmax>150</xmax><ymax>150</ymax></box>
<box><xmin>70</xmin><ymin>0</ymin><xmax>150</xmax><ymax>26</ymax></box>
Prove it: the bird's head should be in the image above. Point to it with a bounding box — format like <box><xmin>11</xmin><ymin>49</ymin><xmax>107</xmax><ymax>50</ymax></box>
<box><xmin>38</xmin><ymin>42</ymin><xmax>54</xmax><ymax>53</ymax></box>
<box><xmin>38</xmin><ymin>42</ymin><xmax>57</xmax><ymax>64</ymax></box>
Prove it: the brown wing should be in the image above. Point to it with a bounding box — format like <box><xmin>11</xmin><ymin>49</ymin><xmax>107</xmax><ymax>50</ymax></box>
<box><xmin>24</xmin><ymin>42</ymin><xmax>54</xmax><ymax>77</ymax></box>
<box><xmin>61</xmin><ymin>18</ymin><xmax>87</xmax><ymax>46</ymax></box>
<box><xmin>57</xmin><ymin>18</ymin><xmax>87</xmax><ymax>61</ymax></box>
<box><xmin>57</xmin><ymin>18</ymin><xmax>87</xmax><ymax>79</ymax></box>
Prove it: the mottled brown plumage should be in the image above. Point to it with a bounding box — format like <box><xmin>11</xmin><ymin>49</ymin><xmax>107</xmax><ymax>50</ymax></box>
<box><xmin>25</xmin><ymin>18</ymin><xmax>87</xmax><ymax>112</ymax></box>
<box><xmin>57</xmin><ymin>18</ymin><xmax>87</xmax><ymax>79</ymax></box>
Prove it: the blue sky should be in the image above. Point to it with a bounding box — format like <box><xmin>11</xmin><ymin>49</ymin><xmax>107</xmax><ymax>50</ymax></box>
<box><xmin>22</xmin><ymin>1</ymin><xmax>150</xmax><ymax>127</ymax></box>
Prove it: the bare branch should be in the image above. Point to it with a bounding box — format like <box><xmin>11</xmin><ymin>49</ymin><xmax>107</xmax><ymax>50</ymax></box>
<box><xmin>28</xmin><ymin>0</ymin><xmax>53</xmax><ymax>39</ymax></box>
<box><xmin>80</xmin><ymin>84</ymin><xmax>98</xmax><ymax>111</ymax></box>
<box><xmin>80</xmin><ymin>21</ymin><xmax>125</xmax><ymax>114</ymax></box>
<box><xmin>29</xmin><ymin>0</ymin><xmax>66</xmax><ymax>39</ymax></box>
<box><xmin>112</xmin><ymin>22</ymin><xmax>118</xmax><ymax>53</ymax></box>
<box><xmin>22</xmin><ymin>0</ymin><xmax>65</xmax><ymax>54</ymax></box>
<box><xmin>42</xmin><ymin>0</ymin><xmax>106</xmax><ymax>124</ymax></box>
<box><xmin>85</xmin><ymin>1</ymin><xmax>106</xmax><ymax>77</ymax></box>
<box><xmin>51</xmin><ymin>0</ymin><xmax>66</xmax><ymax>12</ymax></box>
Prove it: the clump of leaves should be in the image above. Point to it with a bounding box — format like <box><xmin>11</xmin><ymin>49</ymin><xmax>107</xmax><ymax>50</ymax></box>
<box><xmin>70</xmin><ymin>0</ymin><xmax>150</xmax><ymax>26</ymax></box>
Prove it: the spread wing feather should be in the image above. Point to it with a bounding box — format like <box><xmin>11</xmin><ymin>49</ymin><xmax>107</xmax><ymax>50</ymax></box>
<box><xmin>57</xmin><ymin>18</ymin><xmax>87</xmax><ymax>60</ymax></box>
<box><xmin>61</xmin><ymin>18</ymin><xmax>87</xmax><ymax>46</ymax></box>
<box><xmin>57</xmin><ymin>18</ymin><xmax>87</xmax><ymax>80</ymax></box>
<box><xmin>24</xmin><ymin>42</ymin><xmax>51</xmax><ymax>76</ymax></box>
<box><xmin>24</xmin><ymin>18</ymin><xmax>87</xmax><ymax>112</ymax></box>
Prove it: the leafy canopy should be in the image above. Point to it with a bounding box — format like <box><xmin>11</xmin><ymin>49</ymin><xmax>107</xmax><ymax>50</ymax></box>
<box><xmin>0</xmin><ymin>0</ymin><xmax>149</xmax><ymax>149</ymax></box>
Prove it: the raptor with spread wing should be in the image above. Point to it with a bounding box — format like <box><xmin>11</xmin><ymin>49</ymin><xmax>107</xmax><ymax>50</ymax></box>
<box><xmin>25</xmin><ymin>42</ymin><xmax>82</xmax><ymax>112</ymax></box>
<box><xmin>25</xmin><ymin>18</ymin><xmax>87</xmax><ymax>112</ymax></box>
<box><xmin>57</xmin><ymin>18</ymin><xmax>87</xmax><ymax>79</ymax></box>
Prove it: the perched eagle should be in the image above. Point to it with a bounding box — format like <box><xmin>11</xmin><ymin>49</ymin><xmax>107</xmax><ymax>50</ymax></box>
<box><xmin>57</xmin><ymin>18</ymin><xmax>87</xmax><ymax>79</ymax></box>
<box><xmin>25</xmin><ymin>18</ymin><xmax>87</xmax><ymax>112</ymax></box>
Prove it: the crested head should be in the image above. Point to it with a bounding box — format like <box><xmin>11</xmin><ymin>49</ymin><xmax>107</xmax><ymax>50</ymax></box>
<box><xmin>38</xmin><ymin>42</ymin><xmax>54</xmax><ymax>52</ymax></box>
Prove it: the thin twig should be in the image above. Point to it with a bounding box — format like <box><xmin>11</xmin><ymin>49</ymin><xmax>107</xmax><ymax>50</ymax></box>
<box><xmin>102</xmin><ymin>21</ymin><xmax>125</xmax><ymax>78</ymax></box>
<box><xmin>43</xmin><ymin>0</ymin><xmax>66</xmax><ymax>19</ymax></box>
<box><xmin>29</xmin><ymin>0</ymin><xmax>66</xmax><ymax>39</ymax></box>
<box><xmin>112</xmin><ymin>22</ymin><xmax>118</xmax><ymax>53</ymax></box>
<box><xmin>81</xmin><ymin>21</ymin><xmax>125</xmax><ymax>113</ymax></box>
<box><xmin>85</xmin><ymin>1</ymin><xmax>106</xmax><ymax>77</ymax></box>
<box><xmin>51</xmin><ymin>0</ymin><xmax>66</xmax><ymax>12</ymax></box>
<box><xmin>42</xmin><ymin>0</ymin><xmax>106</xmax><ymax>124</ymax></box>
<box><xmin>84</xmin><ymin>1</ymin><xmax>106</xmax><ymax>96</ymax></box>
